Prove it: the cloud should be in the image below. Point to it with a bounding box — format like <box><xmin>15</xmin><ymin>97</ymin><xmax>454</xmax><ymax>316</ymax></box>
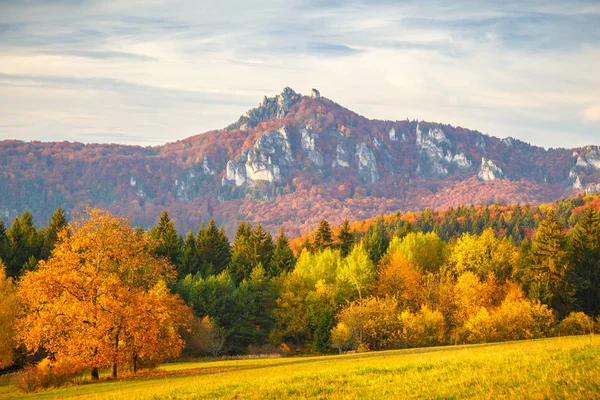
<box><xmin>582</xmin><ymin>105</ymin><xmax>600</xmax><ymax>123</ymax></box>
<box><xmin>0</xmin><ymin>0</ymin><xmax>598</xmax><ymax>148</ymax></box>
<box><xmin>308</xmin><ymin>42</ymin><xmax>362</xmax><ymax>56</ymax></box>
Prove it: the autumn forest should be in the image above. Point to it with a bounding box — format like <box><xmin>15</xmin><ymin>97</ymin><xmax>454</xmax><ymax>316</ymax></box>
<box><xmin>1</xmin><ymin>193</ymin><xmax>600</xmax><ymax>392</ymax></box>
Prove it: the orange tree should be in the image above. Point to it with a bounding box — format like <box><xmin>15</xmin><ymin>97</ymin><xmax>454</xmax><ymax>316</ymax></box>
<box><xmin>16</xmin><ymin>209</ymin><xmax>191</xmax><ymax>379</ymax></box>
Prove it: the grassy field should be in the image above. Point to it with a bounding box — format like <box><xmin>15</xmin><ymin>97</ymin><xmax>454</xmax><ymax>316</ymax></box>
<box><xmin>1</xmin><ymin>335</ymin><xmax>599</xmax><ymax>399</ymax></box>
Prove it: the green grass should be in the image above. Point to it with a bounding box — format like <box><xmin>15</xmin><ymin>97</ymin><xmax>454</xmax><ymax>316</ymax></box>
<box><xmin>2</xmin><ymin>335</ymin><xmax>599</xmax><ymax>399</ymax></box>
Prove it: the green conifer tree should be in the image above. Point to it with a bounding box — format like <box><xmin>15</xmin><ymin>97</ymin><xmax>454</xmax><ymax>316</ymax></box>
<box><xmin>336</xmin><ymin>219</ymin><xmax>354</xmax><ymax>257</ymax></box>
<box><xmin>313</xmin><ymin>219</ymin><xmax>333</xmax><ymax>251</ymax></box>
<box><xmin>529</xmin><ymin>209</ymin><xmax>575</xmax><ymax>317</ymax></box>
<box><xmin>569</xmin><ymin>206</ymin><xmax>600</xmax><ymax>316</ymax></box>
<box><xmin>179</xmin><ymin>230</ymin><xmax>199</xmax><ymax>278</ymax></box>
<box><xmin>269</xmin><ymin>228</ymin><xmax>296</xmax><ymax>276</ymax></box>
<box><xmin>197</xmin><ymin>220</ymin><xmax>231</xmax><ymax>277</ymax></box>
<box><xmin>150</xmin><ymin>210</ymin><xmax>183</xmax><ymax>269</ymax></box>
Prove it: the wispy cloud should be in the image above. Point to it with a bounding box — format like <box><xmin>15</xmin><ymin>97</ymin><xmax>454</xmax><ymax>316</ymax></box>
<box><xmin>0</xmin><ymin>0</ymin><xmax>598</xmax><ymax>148</ymax></box>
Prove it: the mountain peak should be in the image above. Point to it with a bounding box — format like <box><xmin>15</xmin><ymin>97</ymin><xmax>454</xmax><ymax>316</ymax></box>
<box><xmin>227</xmin><ymin>87</ymin><xmax>317</xmax><ymax>131</ymax></box>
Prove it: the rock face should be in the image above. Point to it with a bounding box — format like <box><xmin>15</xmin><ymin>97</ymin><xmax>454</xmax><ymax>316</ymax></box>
<box><xmin>478</xmin><ymin>158</ymin><xmax>504</xmax><ymax>181</ymax></box>
<box><xmin>416</xmin><ymin>123</ymin><xmax>472</xmax><ymax>176</ymax></box>
<box><xmin>301</xmin><ymin>126</ymin><xmax>324</xmax><ymax>166</ymax></box>
<box><xmin>311</xmin><ymin>88</ymin><xmax>321</xmax><ymax>99</ymax></box>
<box><xmin>356</xmin><ymin>142</ymin><xmax>379</xmax><ymax>183</ymax></box>
<box><xmin>333</xmin><ymin>143</ymin><xmax>350</xmax><ymax>168</ymax></box>
<box><xmin>586</xmin><ymin>183</ymin><xmax>600</xmax><ymax>195</ymax></box>
<box><xmin>232</xmin><ymin>87</ymin><xmax>301</xmax><ymax>129</ymax></box>
<box><xmin>573</xmin><ymin>176</ymin><xmax>583</xmax><ymax>190</ymax></box>
<box><xmin>222</xmin><ymin>127</ymin><xmax>292</xmax><ymax>186</ymax></box>
<box><xmin>389</xmin><ymin>127</ymin><xmax>398</xmax><ymax>141</ymax></box>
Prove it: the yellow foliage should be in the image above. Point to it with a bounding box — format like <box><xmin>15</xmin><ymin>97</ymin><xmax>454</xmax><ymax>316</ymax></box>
<box><xmin>558</xmin><ymin>312</ymin><xmax>594</xmax><ymax>336</ymax></box>
<box><xmin>16</xmin><ymin>209</ymin><xmax>191</xmax><ymax>378</ymax></box>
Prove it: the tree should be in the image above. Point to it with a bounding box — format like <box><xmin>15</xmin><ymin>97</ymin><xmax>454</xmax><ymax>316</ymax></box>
<box><xmin>197</xmin><ymin>220</ymin><xmax>231</xmax><ymax>277</ymax></box>
<box><xmin>229</xmin><ymin>221</ymin><xmax>253</xmax><ymax>283</ymax></box>
<box><xmin>179</xmin><ymin>231</ymin><xmax>199</xmax><ymax>278</ymax></box>
<box><xmin>0</xmin><ymin>262</ymin><xmax>18</xmax><ymax>369</ymax></box>
<box><xmin>330</xmin><ymin>322</ymin><xmax>352</xmax><ymax>354</ymax></box>
<box><xmin>250</xmin><ymin>225</ymin><xmax>274</xmax><ymax>272</ymax></box>
<box><xmin>7</xmin><ymin>212</ymin><xmax>42</xmax><ymax>277</ymax></box>
<box><xmin>183</xmin><ymin>316</ymin><xmax>226</xmax><ymax>357</ymax></box>
<box><xmin>447</xmin><ymin>229</ymin><xmax>516</xmax><ymax>280</ymax></box>
<box><xmin>0</xmin><ymin>219</ymin><xmax>8</xmax><ymax>267</ymax></box>
<box><xmin>313</xmin><ymin>309</ymin><xmax>335</xmax><ymax>353</ymax></box>
<box><xmin>336</xmin><ymin>219</ymin><xmax>354</xmax><ymax>257</ymax></box>
<box><xmin>387</xmin><ymin>232</ymin><xmax>446</xmax><ymax>274</ymax></box>
<box><xmin>41</xmin><ymin>207</ymin><xmax>68</xmax><ymax>260</ymax></box>
<box><xmin>16</xmin><ymin>209</ymin><xmax>191</xmax><ymax>380</ymax></box>
<box><xmin>150</xmin><ymin>210</ymin><xmax>183</xmax><ymax>270</ymax></box>
<box><xmin>528</xmin><ymin>209</ymin><xmax>574</xmax><ymax>317</ymax></box>
<box><xmin>569</xmin><ymin>206</ymin><xmax>600</xmax><ymax>316</ymax></box>
<box><xmin>269</xmin><ymin>228</ymin><xmax>296</xmax><ymax>276</ymax></box>
<box><xmin>313</xmin><ymin>220</ymin><xmax>333</xmax><ymax>251</ymax></box>
<box><xmin>377</xmin><ymin>251</ymin><xmax>423</xmax><ymax>310</ymax></box>
<box><xmin>337</xmin><ymin>244</ymin><xmax>375</xmax><ymax>300</ymax></box>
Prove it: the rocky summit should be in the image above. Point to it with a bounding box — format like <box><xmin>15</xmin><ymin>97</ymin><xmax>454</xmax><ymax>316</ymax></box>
<box><xmin>1</xmin><ymin>87</ymin><xmax>599</xmax><ymax>237</ymax></box>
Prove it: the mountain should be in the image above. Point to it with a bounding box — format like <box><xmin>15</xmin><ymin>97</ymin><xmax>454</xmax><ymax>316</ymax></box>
<box><xmin>1</xmin><ymin>87</ymin><xmax>600</xmax><ymax>237</ymax></box>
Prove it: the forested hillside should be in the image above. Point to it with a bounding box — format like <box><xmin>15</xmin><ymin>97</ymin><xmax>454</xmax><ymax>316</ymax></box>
<box><xmin>2</xmin><ymin>194</ymin><xmax>599</xmax><ymax>374</ymax></box>
<box><xmin>2</xmin><ymin>88</ymin><xmax>600</xmax><ymax>237</ymax></box>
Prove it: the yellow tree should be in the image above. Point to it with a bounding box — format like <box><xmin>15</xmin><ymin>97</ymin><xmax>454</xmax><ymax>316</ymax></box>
<box><xmin>0</xmin><ymin>262</ymin><xmax>18</xmax><ymax>369</ymax></box>
<box><xmin>16</xmin><ymin>209</ymin><xmax>191</xmax><ymax>379</ymax></box>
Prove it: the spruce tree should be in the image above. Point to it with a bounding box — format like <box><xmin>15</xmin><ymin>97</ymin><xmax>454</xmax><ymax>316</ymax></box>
<box><xmin>529</xmin><ymin>209</ymin><xmax>574</xmax><ymax>317</ymax></box>
<box><xmin>179</xmin><ymin>231</ymin><xmax>199</xmax><ymax>278</ymax></box>
<box><xmin>313</xmin><ymin>309</ymin><xmax>335</xmax><ymax>353</ymax></box>
<box><xmin>41</xmin><ymin>207</ymin><xmax>69</xmax><ymax>260</ymax></box>
<box><xmin>313</xmin><ymin>219</ymin><xmax>333</xmax><ymax>251</ymax></box>
<box><xmin>229</xmin><ymin>221</ymin><xmax>253</xmax><ymax>283</ymax></box>
<box><xmin>336</xmin><ymin>219</ymin><xmax>354</xmax><ymax>257</ymax></box>
<box><xmin>270</xmin><ymin>228</ymin><xmax>296</xmax><ymax>276</ymax></box>
<box><xmin>250</xmin><ymin>224</ymin><xmax>274</xmax><ymax>270</ymax></box>
<box><xmin>197</xmin><ymin>220</ymin><xmax>231</xmax><ymax>277</ymax></box>
<box><xmin>0</xmin><ymin>218</ymin><xmax>8</xmax><ymax>267</ymax></box>
<box><xmin>569</xmin><ymin>206</ymin><xmax>600</xmax><ymax>316</ymax></box>
<box><xmin>7</xmin><ymin>212</ymin><xmax>41</xmax><ymax>278</ymax></box>
<box><xmin>150</xmin><ymin>210</ymin><xmax>183</xmax><ymax>269</ymax></box>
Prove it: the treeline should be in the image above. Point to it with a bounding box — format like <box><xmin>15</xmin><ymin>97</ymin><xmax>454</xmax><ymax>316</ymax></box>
<box><xmin>1</xmin><ymin>196</ymin><xmax>599</xmax><ymax>362</ymax></box>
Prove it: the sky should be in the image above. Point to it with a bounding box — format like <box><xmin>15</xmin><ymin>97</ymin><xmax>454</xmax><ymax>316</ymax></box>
<box><xmin>0</xmin><ymin>0</ymin><xmax>599</xmax><ymax>149</ymax></box>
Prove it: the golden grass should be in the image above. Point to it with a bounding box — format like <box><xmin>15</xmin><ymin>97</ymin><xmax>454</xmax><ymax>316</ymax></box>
<box><xmin>2</xmin><ymin>335</ymin><xmax>599</xmax><ymax>399</ymax></box>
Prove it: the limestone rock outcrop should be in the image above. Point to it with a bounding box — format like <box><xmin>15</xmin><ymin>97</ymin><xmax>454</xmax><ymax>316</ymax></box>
<box><xmin>356</xmin><ymin>142</ymin><xmax>379</xmax><ymax>183</ymax></box>
<box><xmin>478</xmin><ymin>158</ymin><xmax>504</xmax><ymax>181</ymax></box>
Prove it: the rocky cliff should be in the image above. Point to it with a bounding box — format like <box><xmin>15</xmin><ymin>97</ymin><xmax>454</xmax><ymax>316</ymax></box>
<box><xmin>0</xmin><ymin>87</ymin><xmax>598</xmax><ymax>236</ymax></box>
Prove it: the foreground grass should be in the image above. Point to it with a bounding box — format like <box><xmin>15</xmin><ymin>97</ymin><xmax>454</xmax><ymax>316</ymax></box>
<box><xmin>2</xmin><ymin>335</ymin><xmax>599</xmax><ymax>399</ymax></box>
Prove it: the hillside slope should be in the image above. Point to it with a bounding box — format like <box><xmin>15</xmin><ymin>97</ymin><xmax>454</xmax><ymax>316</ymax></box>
<box><xmin>1</xmin><ymin>87</ymin><xmax>600</xmax><ymax>236</ymax></box>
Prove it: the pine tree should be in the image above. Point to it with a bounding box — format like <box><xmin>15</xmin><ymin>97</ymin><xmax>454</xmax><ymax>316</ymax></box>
<box><xmin>270</xmin><ymin>228</ymin><xmax>296</xmax><ymax>276</ymax></box>
<box><xmin>336</xmin><ymin>219</ymin><xmax>354</xmax><ymax>257</ymax></box>
<box><xmin>313</xmin><ymin>309</ymin><xmax>335</xmax><ymax>353</ymax></box>
<box><xmin>313</xmin><ymin>219</ymin><xmax>333</xmax><ymax>251</ymax></box>
<box><xmin>150</xmin><ymin>210</ymin><xmax>183</xmax><ymax>269</ymax></box>
<box><xmin>529</xmin><ymin>209</ymin><xmax>574</xmax><ymax>317</ymax></box>
<box><xmin>197</xmin><ymin>220</ymin><xmax>231</xmax><ymax>277</ymax></box>
<box><xmin>0</xmin><ymin>218</ymin><xmax>8</xmax><ymax>267</ymax></box>
<box><xmin>179</xmin><ymin>231</ymin><xmax>199</xmax><ymax>278</ymax></box>
<box><xmin>7</xmin><ymin>212</ymin><xmax>42</xmax><ymax>278</ymax></box>
<box><xmin>41</xmin><ymin>207</ymin><xmax>68</xmax><ymax>259</ymax></box>
<box><xmin>569</xmin><ymin>206</ymin><xmax>600</xmax><ymax>316</ymax></box>
<box><xmin>250</xmin><ymin>224</ymin><xmax>274</xmax><ymax>270</ymax></box>
<box><xmin>229</xmin><ymin>221</ymin><xmax>253</xmax><ymax>283</ymax></box>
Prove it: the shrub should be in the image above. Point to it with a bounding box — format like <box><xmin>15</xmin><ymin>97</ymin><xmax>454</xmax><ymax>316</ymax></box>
<box><xmin>14</xmin><ymin>358</ymin><xmax>83</xmax><ymax>393</ymax></box>
<box><xmin>558</xmin><ymin>312</ymin><xmax>594</xmax><ymax>336</ymax></box>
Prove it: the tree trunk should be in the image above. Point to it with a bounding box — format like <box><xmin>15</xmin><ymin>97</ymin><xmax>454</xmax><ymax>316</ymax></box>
<box><xmin>91</xmin><ymin>367</ymin><xmax>99</xmax><ymax>380</ymax></box>
<box><xmin>112</xmin><ymin>332</ymin><xmax>120</xmax><ymax>379</ymax></box>
<box><xmin>132</xmin><ymin>353</ymin><xmax>138</xmax><ymax>374</ymax></box>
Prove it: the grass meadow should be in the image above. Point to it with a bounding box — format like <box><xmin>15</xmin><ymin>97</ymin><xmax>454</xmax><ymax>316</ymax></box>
<box><xmin>1</xmin><ymin>335</ymin><xmax>598</xmax><ymax>399</ymax></box>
